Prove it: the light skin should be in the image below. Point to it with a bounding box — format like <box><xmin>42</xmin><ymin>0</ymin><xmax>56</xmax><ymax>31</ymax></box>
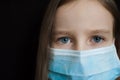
<box><xmin>51</xmin><ymin>0</ymin><xmax>114</xmax><ymax>50</ymax></box>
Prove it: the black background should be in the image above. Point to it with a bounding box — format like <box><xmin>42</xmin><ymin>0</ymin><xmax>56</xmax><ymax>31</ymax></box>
<box><xmin>1</xmin><ymin>0</ymin><xmax>49</xmax><ymax>80</ymax></box>
<box><xmin>0</xmin><ymin>0</ymin><xmax>119</xmax><ymax>80</ymax></box>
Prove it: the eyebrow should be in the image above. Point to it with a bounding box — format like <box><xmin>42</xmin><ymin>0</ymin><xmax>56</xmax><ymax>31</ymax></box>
<box><xmin>52</xmin><ymin>29</ymin><xmax>111</xmax><ymax>36</ymax></box>
<box><xmin>88</xmin><ymin>29</ymin><xmax>111</xmax><ymax>34</ymax></box>
<box><xmin>52</xmin><ymin>31</ymin><xmax>73</xmax><ymax>36</ymax></box>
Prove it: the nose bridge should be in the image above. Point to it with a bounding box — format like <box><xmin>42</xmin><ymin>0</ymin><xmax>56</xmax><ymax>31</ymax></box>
<box><xmin>74</xmin><ymin>37</ymin><xmax>87</xmax><ymax>50</ymax></box>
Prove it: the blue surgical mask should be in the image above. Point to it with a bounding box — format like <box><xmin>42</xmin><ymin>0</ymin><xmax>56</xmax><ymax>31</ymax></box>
<box><xmin>48</xmin><ymin>44</ymin><xmax>120</xmax><ymax>80</ymax></box>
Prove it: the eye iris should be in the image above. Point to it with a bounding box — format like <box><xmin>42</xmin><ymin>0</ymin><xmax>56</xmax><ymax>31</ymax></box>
<box><xmin>60</xmin><ymin>37</ymin><xmax>69</xmax><ymax>43</ymax></box>
<box><xmin>93</xmin><ymin>36</ymin><xmax>102</xmax><ymax>43</ymax></box>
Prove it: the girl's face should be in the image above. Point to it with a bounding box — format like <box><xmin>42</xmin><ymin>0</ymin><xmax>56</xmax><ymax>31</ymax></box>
<box><xmin>51</xmin><ymin>0</ymin><xmax>114</xmax><ymax>50</ymax></box>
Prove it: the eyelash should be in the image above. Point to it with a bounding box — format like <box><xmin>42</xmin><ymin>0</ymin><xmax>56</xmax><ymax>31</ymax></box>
<box><xmin>56</xmin><ymin>37</ymin><xmax>72</xmax><ymax>44</ymax></box>
<box><xmin>90</xmin><ymin>35</ymin><xmax>105</xmax><ymax>44</ymax></box>
<box><xmin>54</xmin><ymin>35</ymin><xmax>105</xmax><ymax>45</ymax></box>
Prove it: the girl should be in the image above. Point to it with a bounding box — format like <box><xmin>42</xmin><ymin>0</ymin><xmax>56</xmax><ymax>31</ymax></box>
<box><xmin>35</xmin><ymin>0</ymin><xmax>120</xmax><ymax>80</ymax></box>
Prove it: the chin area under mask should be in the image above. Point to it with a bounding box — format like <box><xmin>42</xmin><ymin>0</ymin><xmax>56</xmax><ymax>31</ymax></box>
<box><xmin>48</xmin><ymin>44</ymin><xmax>120</xmax><ymax>80</ymax></box>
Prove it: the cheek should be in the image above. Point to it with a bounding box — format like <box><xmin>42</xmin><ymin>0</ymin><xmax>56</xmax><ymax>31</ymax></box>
<box><xmin>110</xmin><ymin>31</ymin><xmax>115</xmax><ymax>43</ymax></box>
<box><xmin>103</xmin><ymin>34</ymin><xmax>114</xmax><ymax>46</ymax></box>
<box><xmin>51</xmin><ymin>43</ymin><xmax>73</xmax><ymax>49</ymax></box>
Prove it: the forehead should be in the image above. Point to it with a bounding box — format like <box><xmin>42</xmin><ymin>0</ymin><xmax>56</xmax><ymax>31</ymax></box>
<box><xmin>53</xmin><ymin>0</ymin><xmax>114</xmax><ymax>32</ymax></box>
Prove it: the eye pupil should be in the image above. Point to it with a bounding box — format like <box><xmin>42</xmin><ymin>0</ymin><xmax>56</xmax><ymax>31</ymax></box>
<box><xmin>93</xmin><ymin>36</ymin><xmax>102</xmax><ymax>43</ymax></box>
<box><xmin>60</xmin><ymin>37</ymin><xmax>69</xmax><ymax>43</ymax></box>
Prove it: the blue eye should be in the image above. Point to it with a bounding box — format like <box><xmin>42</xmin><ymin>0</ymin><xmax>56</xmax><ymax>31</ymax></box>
<box><xmin>58</xmin><ymin>37</ymin><xmax>70</xmax><ymax>44</ymax></box>
<box><xmin>92</xmin><ymin>36</ymin><xmax>103</xmax><ymax>43</ymax></box>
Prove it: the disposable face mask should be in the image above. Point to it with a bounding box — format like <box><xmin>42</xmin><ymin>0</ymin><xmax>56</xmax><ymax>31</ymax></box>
<box><xmin>48</xmin><ymin>44</ymin><xmax>120</xmax><ymax>80</ymax></box>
